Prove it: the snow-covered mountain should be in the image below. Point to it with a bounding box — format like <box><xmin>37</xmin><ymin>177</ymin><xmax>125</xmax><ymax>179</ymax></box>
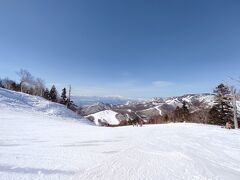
<box><xmin>1</xmin><ymin>87</ymin><xmax>240</xmax><ymax>180</ymax></box>
<box><xmin>165</xmin><ymin>93</ymin><xmax>215</xmax><ymax>108</ymax></box>
<box><xmin>80</xmin><ymin>93</ymin><xmax>240</xmax><ymax>126</ymax></box>
<box><xmin>72</xmin><ymin>96</ymin><xmax>131</xmax><ymax>106</ymax></box>
<box><xmin>86</xmin><ymin>110</ymin><xmax>120</xmax><ymax>126</ymax></box>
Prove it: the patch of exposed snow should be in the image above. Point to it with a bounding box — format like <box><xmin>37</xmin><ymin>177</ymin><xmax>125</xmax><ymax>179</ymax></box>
<box><xmin>165</xmin><ymin>98</ymin><xmax>182</xmax><ymax>107</ymax></box>
<box><xmin>154</xmin><ymin>106</ymin><xmax>162</xmax><ymax>115</ymax></box>
<box><xmin>86</xmin><ymin>110</ymin><xmax>119</xmax><ymax>126</ymax></box>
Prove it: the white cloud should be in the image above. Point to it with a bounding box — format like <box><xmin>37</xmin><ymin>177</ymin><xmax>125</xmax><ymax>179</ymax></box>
<box><xmin>152</xmin><ymin>81</ymin><xmax>175</xmax><ymax>87</ymax></box>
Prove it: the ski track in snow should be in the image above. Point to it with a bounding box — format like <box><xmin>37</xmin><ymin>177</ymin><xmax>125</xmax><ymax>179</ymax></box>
<box><xmin>1</xmin><ymin>88</ymin><xmax>240</xmax><ymax>180</ymax></box>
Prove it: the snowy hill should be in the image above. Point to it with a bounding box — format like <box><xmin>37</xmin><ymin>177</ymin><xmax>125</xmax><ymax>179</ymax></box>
<box><xmin>1</xmin><ymin>88</ymin><xmax>240</xmax><ymax>179</ymax></box>
<box><xmin>86</xmin><ymin>110</ymin><xmax>120</xmax><ymax>126</ymax></box>
<box><xmin>0</xmin><ymin>88</ymin><xmax>83</xmax><ymax>120</ymax></box>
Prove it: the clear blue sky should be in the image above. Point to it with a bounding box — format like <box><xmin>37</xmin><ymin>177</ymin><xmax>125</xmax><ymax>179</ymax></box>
<box><xmin>0</xmin><ymin>0</ymin><xmax>240</xmax><ymax>98</ymax></box>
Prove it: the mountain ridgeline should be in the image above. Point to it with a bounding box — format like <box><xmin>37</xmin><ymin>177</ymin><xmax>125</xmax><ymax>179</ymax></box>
<box><xmin>77</xmin><ymin>92</ymin><xmax>240</xmax><ymax>126</ymax></box>
<box><xmin>1</xmin><ymin>70</ymin><xmax>239</xmax><ymax>127</ymax></box>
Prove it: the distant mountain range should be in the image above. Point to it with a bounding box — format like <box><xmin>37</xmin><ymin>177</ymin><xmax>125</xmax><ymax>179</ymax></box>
<box><xmin>71</xmin><ymin>96</ymin><xmax>133</xmax><ymax>106</ymax></box>
<box><xmin>76</xmin><ymin>93</ymin><xmax>211</xmax><ymax>125</ymax></box>
<box><xmin>77</xmin><ymin>93</ymin><xmax>240</xmax><ymax>126</ymax></box>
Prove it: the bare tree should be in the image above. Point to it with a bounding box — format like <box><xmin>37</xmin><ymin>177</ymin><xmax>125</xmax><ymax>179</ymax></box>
<box><xmin>17</xmin><ymin>69</ymin><xmax>34</xmax><ymax>92</ymax></box>
<box><xmin>17</xmin><ymin>69</ymin><xmax>34</xmax><ymax>84</ymax></box>
<box><xmin>34</xmin><ymin>78</ymin><xmax>45</xmax><ymax>96</ymax></box>
<box><xmin>1</xmin><ymin>78</ymin><xmax>15</xmax><ymax>90</ymax></box>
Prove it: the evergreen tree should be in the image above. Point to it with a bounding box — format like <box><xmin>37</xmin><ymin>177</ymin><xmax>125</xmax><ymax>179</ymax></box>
<box><xmin>208</xmin><ymin>84</ymin><xmax>233</xmax><ymax>125</ymax></box>
<box><xmin>208</xmin><ymin>106</ymin><xmax>219</xmax><ymax>124</ymax></box>
<box><xmin>43</xmin><ymin>88</ymin><xmax>50</xmax><ymax>100</ymax></box>
<box><xmin>163</xmin><ymin>114</ymin><xmax>169</xmax><ymax>122</ymax></box>
<box><xmin>0</xmin><ymin>79</ymin><xmax>4</xmax><ymax>88</ymax></box>
<box><xmin>174</xmin><ymin>101</ymin><xmax>190</xmax><ymax>122</ymax></box>
<box><xmin>181</xmin><ymin>101</ymin><xmax>190</xmax><ymax>121</ymax></box>
<box><xmin>49</xmin><ymin>85</ymin><xmax>58</xmax><ymax>102</ymax></box>
<box><xmin>174</xmin><ymin>106</ymin><xmax>181</xmax><ymax>122</ymax></box>
<box><xmin>60</xmin><ymin>88</ymin><xmax>68</xmax><ymax>105</ymax></box>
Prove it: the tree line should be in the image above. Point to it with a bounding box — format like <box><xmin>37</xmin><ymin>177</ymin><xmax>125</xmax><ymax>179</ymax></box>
<box><xmin>0</xmin><ymin>69</ymin><xmax>74</xmax><ymax>108</ymax></box>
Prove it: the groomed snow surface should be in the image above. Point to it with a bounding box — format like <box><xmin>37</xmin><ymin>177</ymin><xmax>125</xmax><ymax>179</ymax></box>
<box><xmin>1</xmin><ymin>88</ymin><xmax>240</xmax><ymax>180</ymax></box>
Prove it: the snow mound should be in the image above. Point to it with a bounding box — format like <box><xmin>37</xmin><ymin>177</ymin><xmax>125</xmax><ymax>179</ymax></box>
<box><xmin>87</xmin><ymin>110</ymin><xmax>120</xmax><ymax>126</ymax></box>
<box><xmin>0</xmin><ymin>88</ymin><xmax>80</xmax><ymax>119</ymax></box>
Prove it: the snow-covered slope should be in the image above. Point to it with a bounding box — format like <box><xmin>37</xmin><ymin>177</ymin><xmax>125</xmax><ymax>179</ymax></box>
<box><xmin>0</xmin><ymin>88</ymin><xmax>81</xmax><ymax>119</ymax></box>
<box><xmin>1</xmin><ymin>88</ymin><xmax>240</xmax><ymax>180</ymax></box>
<box><xmin>86</xmin><ymin>110</ymin><xmax>120</xmax><ymax>126</ymax></box>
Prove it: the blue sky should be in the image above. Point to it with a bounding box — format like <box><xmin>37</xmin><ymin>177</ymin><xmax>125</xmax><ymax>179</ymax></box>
<box><xmin>0</xmin><ymin>0</ymin><xmax>240</xmax><ymax>98</ymax></box>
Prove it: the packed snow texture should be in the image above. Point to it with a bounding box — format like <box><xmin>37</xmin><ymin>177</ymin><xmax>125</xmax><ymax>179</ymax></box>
<box><xmin>1</xmin><ymin>88</ymin><xmax>240</xmax><ymax>180</ymax></box>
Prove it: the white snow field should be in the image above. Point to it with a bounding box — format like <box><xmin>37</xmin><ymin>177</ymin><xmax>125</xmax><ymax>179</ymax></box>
<box><xmin>1</xmin><ymin>88</ymin><xmax>240</xmax><ymax>180</ymax></box>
